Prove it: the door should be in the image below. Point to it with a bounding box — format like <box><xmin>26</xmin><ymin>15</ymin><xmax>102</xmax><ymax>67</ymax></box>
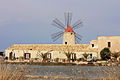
<box><xmin>9</xmin><ymin>52</ymin><xmax>13</xmax><ymax>60</ymax></box>
<box><xmin>47</xmin><ymin>53</ymin><xmax>51</xmax><ymax>61</ymax></box>
<box><xmin>71</xmin><ymin>53</ymin><xmax>76</xmax><ymax>62</ymax></box>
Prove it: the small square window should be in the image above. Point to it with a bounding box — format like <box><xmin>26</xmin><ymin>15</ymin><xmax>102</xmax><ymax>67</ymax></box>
<box><xmin>65</xmin><ymin>42</ymin><xmax>67</xmax><ymax>44</ymax></box>
<box><xmin>92</xmin><ymin>44</ymin><xmax>94</xmax><ymax>47</ymax></box>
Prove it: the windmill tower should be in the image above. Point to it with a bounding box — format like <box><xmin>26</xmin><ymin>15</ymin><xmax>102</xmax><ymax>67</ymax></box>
<box><xmin>63</xmin><ymin>26</ymin><xmax>75</xmax><ymax>44</ymax></box>
<box><xmin>52</xmin><ymin>12</ymin><xmax>83</xmax><ymax>44</ymax></box>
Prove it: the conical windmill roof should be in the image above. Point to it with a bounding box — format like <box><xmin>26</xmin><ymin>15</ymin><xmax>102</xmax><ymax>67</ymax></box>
<box><xmin>65</xmin><ymin>26</ymin><xmax>74</xmax><ymax>32</ymax></box>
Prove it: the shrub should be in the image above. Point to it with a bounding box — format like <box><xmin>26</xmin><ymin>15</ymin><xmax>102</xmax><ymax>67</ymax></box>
<box><xmin>55</xmin><ymin>58</ymin><xmax>59</xmax><ymax>62</ymax></box>
<box><xmin>18</xmin><ymin>56</ymin><xmax>24</xmax><ymax>61</ymax></box>
<box><xmin>100</xmin><ymin>48</ymin><xmax>111</xmax><ymax>60</ymax></box>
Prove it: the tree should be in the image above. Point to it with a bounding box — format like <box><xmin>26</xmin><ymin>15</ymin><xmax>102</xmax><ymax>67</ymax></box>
<box><xmin>64</xmin><ymin>52</ymin><xmax>72</xmax><ymax>60</ymax></box>
<box><xmin>37</xmin><ymin>52</ymin><xmax>48</xmax><ymax>62</ymax></box>
<box><xmin>82</xmin><ymin>53</ymin><xmax>89</xmax><ymax>60</ymax></box>
<box><xmin>39</xmin><ymin>53</ymin><xmax>48</xmax><ymax>60</ymax></box>
<box><xmin>100</xmin><ymin>48</ymin><xmax>111</xmax><ymax>60</ymax></box>
<box><xmin>62</xmin><ymin>45</ymin><xmax>76</xmax><ymax>62</ymax></box>
<box><xmin>64</xmin><ymin>52</ymin><xmax>75</xmax><ymax>62</ymax></box>
<box><xmin>37</xmin><ymin>50</ymin><xmax>53</xmax><ymax>62</ymax></box>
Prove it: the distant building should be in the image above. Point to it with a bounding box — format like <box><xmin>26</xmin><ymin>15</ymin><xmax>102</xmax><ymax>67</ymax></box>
<box><xmin>90</xmin><ymin>36</ymin><xmax>120</xmax><ymax>58</ymax></box>
<box><xmin>5</xmin><ymin>36</ymin><xmax>120</xmax><ymax>60</ymax></box>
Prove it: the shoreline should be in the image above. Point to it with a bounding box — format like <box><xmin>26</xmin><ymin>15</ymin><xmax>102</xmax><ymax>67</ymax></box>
<box><xmin>26</xmin><ymin>75</ymin><xmax>120</xmax><ymax>80</ymax></box>
<box><xmin>1</xmin><ymin>61</ymin><xmax>120</xmax><ymax>66</ymax></box>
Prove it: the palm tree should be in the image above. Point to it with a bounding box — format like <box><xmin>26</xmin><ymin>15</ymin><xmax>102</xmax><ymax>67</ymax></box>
<box><xmin>82</xmin><ymin>53</ymin><xmax>89</xmax><ymax>60</ymax></box>
<box><xmin>37</xmin><ymin>50</ymin><xmax>53</xmax><ymax>62</ymax></box>
<box><xmin>37</xmin><ymin>52</ymin><xmax>48</xmax><ymax>62</ymax></box>
<box><xmin>64</xmin><ymin>52</ymin><xmax>73</xmax><ymax>62</ymax></box>
<box><xmin>39</xmin><ymin>53</ymin><xmax>48</xmax><ymax>60</ymax></box>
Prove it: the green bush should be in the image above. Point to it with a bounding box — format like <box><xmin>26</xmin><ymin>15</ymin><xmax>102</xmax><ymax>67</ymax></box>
<box><xmin>55</xmin><ymin>58</ymin><xmax>59</xmax><ymax>62</ymax></box>
<box><xmin>100</xmin><ymin>48</ymin><xmax>111</xmax><ymax>60</ymax></box>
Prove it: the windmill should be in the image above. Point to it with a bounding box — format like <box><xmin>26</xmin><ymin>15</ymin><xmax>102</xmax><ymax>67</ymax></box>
<box><xmin>51</xmin><ymin>12</ymin><xmax>83</xmax><ymax>44</ymax></box>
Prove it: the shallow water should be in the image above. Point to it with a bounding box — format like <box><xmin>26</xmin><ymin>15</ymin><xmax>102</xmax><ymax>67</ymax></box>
<box><xmin>27</xmin><ymin>65</ymin><xmax>120</xmax><ymax>79</ymax></box>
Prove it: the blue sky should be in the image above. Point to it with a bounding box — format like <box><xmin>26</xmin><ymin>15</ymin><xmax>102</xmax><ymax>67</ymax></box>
<box><xmin>0</xmin><ymin>0</ymin><xmax>120</xmax><ymax>51</ymax></box>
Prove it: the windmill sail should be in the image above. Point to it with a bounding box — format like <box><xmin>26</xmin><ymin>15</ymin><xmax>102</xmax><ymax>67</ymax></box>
<box><xmin>51</xmin><ymin>31</ymin><xmax>63</xmax><ymax>42</ymax></box>
<box><xmin>75</xmin><ymin>33</ymin><xmax>83</xmax><ymax>43</ymax></box>
<box><xmin>65</xmin><ymin>12</ymin><xmax>72</xmax><ymax>27</ymax></box>
<box><xmin>72</xmin><ymin>19</ymin><xmax>83</xmax><ymax>30</ymax></box>
<box><xmin>52</xmin><ymin>18</ymin><xmax>65</xmax><ymax>30</ymax></box>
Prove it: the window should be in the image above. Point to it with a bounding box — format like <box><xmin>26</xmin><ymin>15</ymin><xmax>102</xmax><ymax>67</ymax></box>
<box><xmin>24</xmin><ymin>53</ymin><xmax>31</xmax><ymax>59</ymax></box>
<box><xmin>65</xmin><ymin>42</ymin><xmax>67</xmax><ymax>44</ymax></box>
<box><xmin>92</xmin><ymin>44</ymin><xmax>94</xmax><ymax>47</ymax></box>
<box><xmin>108</xmin><ymin>42</ymin><xmax>111</xmax><ymax>47</ymax></box>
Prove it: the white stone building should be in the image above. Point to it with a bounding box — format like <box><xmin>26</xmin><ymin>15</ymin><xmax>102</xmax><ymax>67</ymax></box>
<box><xmin>5</xmin><ymin>36</ymin><xmax>120</xmax><ymax>60</ymax></box>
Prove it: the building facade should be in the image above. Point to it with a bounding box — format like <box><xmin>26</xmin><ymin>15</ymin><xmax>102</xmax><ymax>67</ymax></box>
<box><xmin>5</xmin><ymin>36</ymin><xmax>120</xmax><ymax>61</ymax></box>
<box><xmin>90</xmin><ymin>36</ymin><xmax>120</xmax><ymax>58</ymax></box>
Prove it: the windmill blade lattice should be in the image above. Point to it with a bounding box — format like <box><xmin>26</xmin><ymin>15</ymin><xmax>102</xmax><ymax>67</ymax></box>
<box><xmin>75</xmin><ymin>33</ymin><xmax>83</xmax><ymax>43</ymax></box>
<box><xmin>52</xmin><ymin>18</ymin><xmax>65</xmax><ymax>30</ymax></box>
<box><xmin>72</xmin><ymin>19</ymin><xmax>83</xmax><ymax>30</ymax></box>
<box><xmin>65</xmin><ymin>12</ymin><xmax>72</xmax><ymax>27</ymax></box>
<box><xmin>51</xmin><ymin>31</ymin><xmax>64</xmax><ymax>42</ymax></box>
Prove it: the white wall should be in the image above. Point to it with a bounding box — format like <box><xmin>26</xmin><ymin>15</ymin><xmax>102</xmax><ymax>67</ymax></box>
<box><xmin>5</xmin><ymin>50</ymin><xmax>98</xmax><ymax>60</ymax></box>
<box><xmin>63</xmin><ymin>32</ymin><xmax>75</xmax><ymax>44</ymax></box>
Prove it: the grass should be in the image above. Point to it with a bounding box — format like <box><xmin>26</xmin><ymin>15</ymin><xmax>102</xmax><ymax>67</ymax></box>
<box><xmin>0</xmin><ymin>64</ymin><xmax>30</xmax><ymax>80</ymax></box>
